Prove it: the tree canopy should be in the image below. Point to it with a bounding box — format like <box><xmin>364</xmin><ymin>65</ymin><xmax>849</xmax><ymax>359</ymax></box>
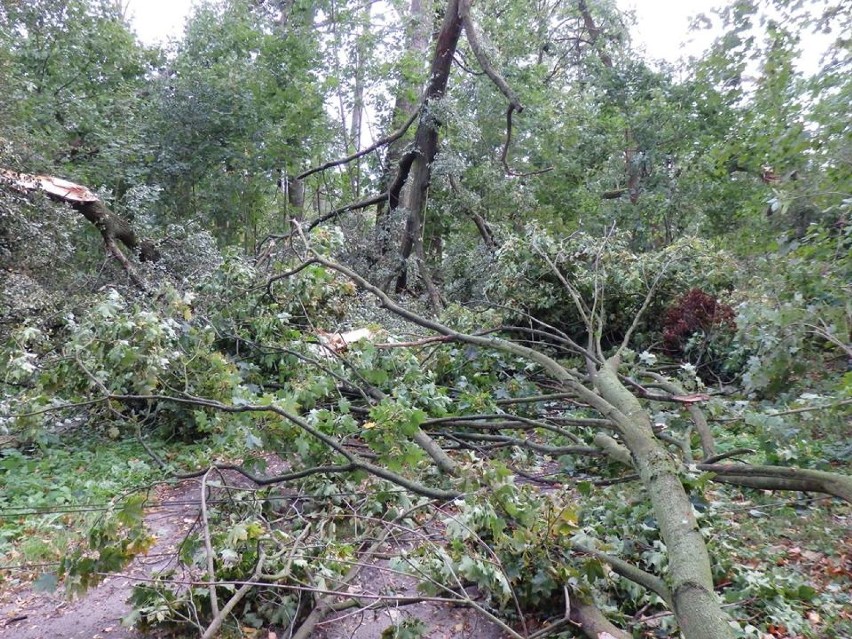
<box><xmin>0</xmin><ymin>1</ymin><xmax>849</xmax><ymax>638</ymax></box>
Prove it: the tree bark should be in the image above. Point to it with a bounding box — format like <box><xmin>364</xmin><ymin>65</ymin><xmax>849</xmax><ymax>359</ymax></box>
<box><xmin>285</xmin><ymin>172</ymin><xmax>305</xmax><ymax>229</ymax></box>
<box><xmin>571</xmin><ymin>597</ymin><xmax>632</xmax><ymax>639</ymax></box>
<box><xmin>390</xmin><ymin>0</ymin><xmax>463</xmax><ymax>298</ymax></box>
<box><xmin>348</xmin><ymin>6</ymin><xmax>369</xmax><ymax>199</ymax></box>
<box><xmin>593</xmin><ymin>361</ymin><xmax>734</xmax><ymax>639</ymax></box>
<box><xmin>700</xmin><ymin>463</ymin><xmax>852</xmax><ymax>503</ymax></box>
<box><xmin>0</xmin><ymin>168</ymin><xmax>156</xmax><ymax>289</ymax></box>
<box><xmin>577</xmin><ymin>0</ymin><xmax>613</xmax><ymax>69</ymax></box>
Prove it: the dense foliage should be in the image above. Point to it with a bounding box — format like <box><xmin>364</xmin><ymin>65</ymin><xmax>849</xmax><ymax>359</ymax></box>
<box><xmin>1</xmin><ymin>1</ymin><xmax>849</xmax><ymax>638</ymax></box>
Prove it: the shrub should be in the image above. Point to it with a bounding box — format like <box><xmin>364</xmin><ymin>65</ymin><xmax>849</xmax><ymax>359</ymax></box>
<box><xmin>483</xmin><ymin>224</ymin><xmax>736</xmax><ymax>350</ymax></box>
<box><xmin>663</xmin><ymin>288</ymin><xmax>738</xmax><ymax>380</ymax></box>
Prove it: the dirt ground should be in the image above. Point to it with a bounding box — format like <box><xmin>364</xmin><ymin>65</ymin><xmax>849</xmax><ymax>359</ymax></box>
<box><xmin>314</xmin><ymin>560</ymin><xmax>508</xmax><ymax>639</ymax></box>
<box><xmin>0</xmin><ymin>468</ymin><xmax>511</xmax><ymax>639</ymax></box>
<box><xmin>0</xmin><ymin>480</ymin><xmax>199</xmax><ymax>639</ymax></box>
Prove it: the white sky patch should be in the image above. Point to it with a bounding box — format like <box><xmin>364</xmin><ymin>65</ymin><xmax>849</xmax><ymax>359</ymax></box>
<box><xmin>125</xmin><ymin>0</ymin><xmax>831</xmax><ymax>74</ymax></box>
<box><xmin>621</xmin><ymin>0</ymin><xmax>834</xmax><ymax>75</ymax></box>
<box><xmin>126</xmin><ymin>0</ymin><xmax>717</xmax><ymax>63</ymax></box>
<box><xmin>618</xmin><ymin>0</ymin><xmax>718</xmax><ymax>64</ymax></box>
<box><xmin>126</xmin><ymin>0</ymin><xmax>195</xmax><ymax>45</ymax></box>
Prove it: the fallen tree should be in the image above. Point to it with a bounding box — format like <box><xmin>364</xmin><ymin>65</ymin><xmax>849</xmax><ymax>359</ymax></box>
<box><xmin>0</xmin><ymin>168</ymin><xmax>157</xmax><ymax>290</ymax></box>
<box><xmin>10</xmin><ymin>232</ymin><xmax>849</xmax><ymax>639</ymax></box>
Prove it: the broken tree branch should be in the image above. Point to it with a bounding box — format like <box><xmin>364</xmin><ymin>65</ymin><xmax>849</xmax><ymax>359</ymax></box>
<box><xmin>459</xmin><ymin>0</ymin><xmax>522</xmax><ymax>112</ymax></box>
<box><xmin>305</xmin><ymin>191</ymin><xmax>389</xmax><ymax>232</ymax></box>
<box><xmin>108</xmin><ymin>390</ymin><xmax>460</xmax><ymax>500</ymax></box>
<box><xmin>201</xmin><ymin>467</ymin><xmax>221</xmax><ymax>620</ymax></box>
<box><xmin>201</xmin><ymin>548</ymin><xmax>266</xmax><ymax>639</ymax></box>
<box><xmin>644</xmin><ymin>372</ymin><xmax>716</xmax><ymax>459</ymax></box>
<box><xmin>459</xmin><ymin>1</ymin><xmax>553</xmax><ymax>178</ymax></box>
<box><xmin>1</xmin><ymin>168</ymin><xmax>156</xmax><ymax>290</ymax></box>
<box><xmin>297</xmin><ymin>105</ymin><xmax>422</xmax><ymax>181</ymax></box>
<box><xmin>699</xmin><ymin>463</ymin><xmax>852</xmax><ymax>503</ymax></box>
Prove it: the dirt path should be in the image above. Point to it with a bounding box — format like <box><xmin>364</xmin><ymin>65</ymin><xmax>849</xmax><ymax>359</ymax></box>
<box><xmin>314</xmin><ymin>555</ymin><xmax>508</xmax><ymax>639</ymax></box>
<box><xmin>0</xmin><ymin>480</ymin><xmax>200</xmax><ymax>639</ymax></box>
<box><xmin>0</xmin><ymin>468</ymin><xmax>513</xmax><ymax>639</ymax></box>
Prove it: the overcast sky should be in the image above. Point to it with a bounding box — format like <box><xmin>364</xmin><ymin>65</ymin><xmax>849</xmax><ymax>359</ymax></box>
<box><xmin>125</xmin><ymin>0</ymin><xmax>719</xmax><ymax>64</ymax></box>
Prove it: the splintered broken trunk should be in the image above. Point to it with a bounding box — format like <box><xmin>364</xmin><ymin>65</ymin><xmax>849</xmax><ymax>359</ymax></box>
<box><xmin>1</xmin><ymin>168</ymin><xmax>158</xmax><ymax>289</ymax></box>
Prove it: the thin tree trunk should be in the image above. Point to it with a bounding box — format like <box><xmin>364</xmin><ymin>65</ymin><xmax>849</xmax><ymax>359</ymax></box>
<box><xmin>390</xmin><ymin>0</ymin><xmax>463</xmax><ymax>297</ymax></box>
<box><xmin>287</xmin><ymin>175</ymin><xmax>305</xmax><ymax>219</ymax></box>
<box><xmin>349</xmin><ymin>6</ymin><xmax>369</xmax><ymax>199</ymax></box>
<box><xmin>375</xmin><ymin>0</ymin><xmax>433</xmax><ymax>248</ymax></box>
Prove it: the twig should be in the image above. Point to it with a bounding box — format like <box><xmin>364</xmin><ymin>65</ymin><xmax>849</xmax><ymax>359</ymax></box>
<box><xmin>200</xmin><ymin>468</ymin><xmax>220</xmax><ymax>620</ymax></box>
<box><xmin>614</xmin><ymin>262</ymin><xmax>670</xmax><ymax>361</ymax></box>
<box><xmin>290</xmin><ymin>503</ymin><xmax>434</xmax><ymax>639</ymax></box>
<box><xmin>201</xmin><ymin>547</ymin><xmax>265</xmax><ymax>639</ymax></box>
<box><xmin>424</xmin><ymin>413</ymin><xmax>584</xmax><ymax>442</ymax></box>
<box><xmin>305</xmin><ymin>191</ymin><xmax>388</xmax><ymax>232</ymax></box>
<box><xmin>374</xmin><ymin>335</ymin><xmax>453</xmax><ymax>348</ymax></box>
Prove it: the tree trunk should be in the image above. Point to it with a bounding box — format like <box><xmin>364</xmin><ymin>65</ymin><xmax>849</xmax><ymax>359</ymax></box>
<box><xmin>286</xmin><ymin>173</ymin><xmax>305</xmax><ymax>225</ymax></box>
<box><xmin>348</xmin><ymin>6</ymin><xmax>369</xmax><ymax>199</ymax></box>
<box><xmin>375</xmin><ymin>0</ymin><xmax>434</xmax><ymax>253</ymax></box>
<box><xmin>389</xmin><ymin>0</ymin><xmax>463</xmax><ymax>298</ymax></box>
<box><xmin>593</xmin><ymin>361</ymin><xmax>735</xmax><ymax>639</ymax></box>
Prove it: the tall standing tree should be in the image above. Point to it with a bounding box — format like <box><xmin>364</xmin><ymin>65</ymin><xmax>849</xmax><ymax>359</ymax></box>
<box><xmin>149</xmin><ymin>0</ymin><xmax>328</xmax><ymax>248</ymax></box>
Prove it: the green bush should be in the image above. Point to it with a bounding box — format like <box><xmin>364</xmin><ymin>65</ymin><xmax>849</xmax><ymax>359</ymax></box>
<box><xmin>483</xmin><ymin>224</ymin><xmax>737</xmax><ymax>350</ymax></box>
<box><xmin>730</xmin><ymin>225</ymin><xmax>851</xmax><ymax>399</ymax></box>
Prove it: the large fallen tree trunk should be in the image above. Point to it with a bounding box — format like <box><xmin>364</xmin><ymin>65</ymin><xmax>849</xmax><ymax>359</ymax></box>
<box><xmin>0</xmin><ymin>168</ymin><xmax>158</xmax><ymax>290</ymax></box>
<box><xmin>275</xmin><ymin>252</ymin><xmax>740</xmax><ymax>639</ymax></box>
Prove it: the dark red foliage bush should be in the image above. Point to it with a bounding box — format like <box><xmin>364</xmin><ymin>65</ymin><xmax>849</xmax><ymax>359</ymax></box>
<box><xmin>663</xmin><ymin>288</ymin><xmax>736</xmax><ymax>354</ymax></box>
